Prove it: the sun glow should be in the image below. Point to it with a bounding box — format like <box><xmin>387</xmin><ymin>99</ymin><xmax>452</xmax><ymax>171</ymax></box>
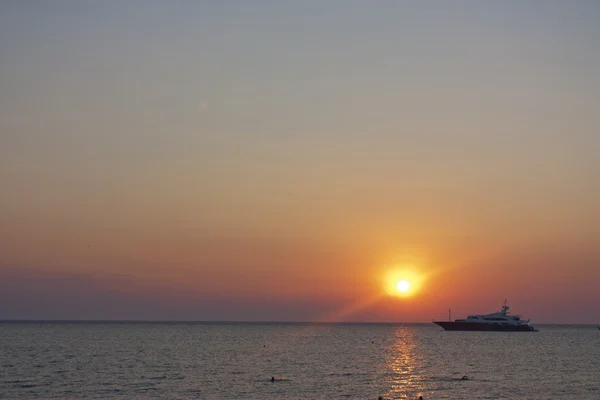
<box><xmin>384</xmin><ymin>266</ymin><xmax>424</xmax><ymax>298</ymax></box>
<box><xmin>396</xmin><ymin>280</ymin><xmax>410</xmax><ymax>292</ymax></box>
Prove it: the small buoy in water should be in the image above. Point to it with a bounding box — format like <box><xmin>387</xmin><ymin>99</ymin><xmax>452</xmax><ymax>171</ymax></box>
<box><xmin>271</xmin><ymin>376</ymin><xmax>275</xmax><ymax>382</ymax></box>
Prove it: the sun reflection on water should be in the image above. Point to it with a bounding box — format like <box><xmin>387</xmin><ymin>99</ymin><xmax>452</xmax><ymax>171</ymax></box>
<box><xmin>383</xmin><ymin>327</ymin><xmax>428</xmax><ymax>400</ymax></box>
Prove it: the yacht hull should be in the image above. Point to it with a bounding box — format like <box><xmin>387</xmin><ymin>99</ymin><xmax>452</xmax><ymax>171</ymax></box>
<box><xmin>434</xmin><ymin>321</ymin><xmax>537</xmax><ymax>332</ymax></box>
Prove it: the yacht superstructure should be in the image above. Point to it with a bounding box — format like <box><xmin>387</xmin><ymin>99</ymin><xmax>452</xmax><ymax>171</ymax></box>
<box><xmin>434</xmin><ymin>302</ymin><xmax>537</xmax><ymax>332</ymax></box>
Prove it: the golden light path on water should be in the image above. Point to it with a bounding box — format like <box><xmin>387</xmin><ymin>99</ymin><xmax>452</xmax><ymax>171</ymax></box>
<box><xmin>383</xmin><ymin>327</ymin><xmax>427</xmax><ymax>400</ymax></box>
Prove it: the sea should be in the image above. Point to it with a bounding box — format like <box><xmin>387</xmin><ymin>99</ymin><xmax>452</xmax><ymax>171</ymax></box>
<box><xmin>1</xmin><ymin>322</ymin><xmax>599</xmax><ymax>399</ymax></box>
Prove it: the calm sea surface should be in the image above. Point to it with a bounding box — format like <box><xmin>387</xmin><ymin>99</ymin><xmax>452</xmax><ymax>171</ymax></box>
<box><xmin>1</xmin><ymin>322</ymin><xmax>599</xmax><ymax>399</ymax></box>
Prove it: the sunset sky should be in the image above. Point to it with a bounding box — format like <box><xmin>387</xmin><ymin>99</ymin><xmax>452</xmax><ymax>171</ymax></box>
<box><xmin>1</xmin><ymin>1</ymin><xmax>599</xmax><ymax>323</ymax></box>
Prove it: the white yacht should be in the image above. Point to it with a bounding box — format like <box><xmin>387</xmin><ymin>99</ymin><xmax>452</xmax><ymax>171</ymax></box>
<box><xmin>434</xmin><ymin>301</ymin><xmax>537</xmax><ymax>332</ymax></box>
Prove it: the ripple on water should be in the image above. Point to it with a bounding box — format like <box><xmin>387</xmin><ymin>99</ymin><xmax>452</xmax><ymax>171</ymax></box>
<box><xmin>1</xmin><ymin>323</ymin><xmax>599</xmax><ymax>399</ymax></box>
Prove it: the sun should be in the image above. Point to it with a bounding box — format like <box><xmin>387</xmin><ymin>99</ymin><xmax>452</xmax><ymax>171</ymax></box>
<box><xmin>383</xmin><ymin>266</ymin><xmax>423</xmax><ymax>297</ymax></box>
<box><xmin>396</xmin><ymin>280</ymin><xmax>410</xmax><ymax>293</ymax></box>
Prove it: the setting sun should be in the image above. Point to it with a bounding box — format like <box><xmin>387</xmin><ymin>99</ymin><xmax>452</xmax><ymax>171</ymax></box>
<box><xmin>383</xmin><ymin>266</ymin><xmax>425</xmax><ymax>298</ymax></box>
<box><xmin>397</xmin><ymin>280</ymin><xmax>410</xmax><ymax>293</ymax></box>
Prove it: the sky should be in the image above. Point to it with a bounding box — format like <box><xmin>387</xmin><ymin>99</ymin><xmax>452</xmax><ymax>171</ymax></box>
<box><xmin>1</xmin><ymin>1</ymin><xmax>599</xmax><ymax>323</ymax></box>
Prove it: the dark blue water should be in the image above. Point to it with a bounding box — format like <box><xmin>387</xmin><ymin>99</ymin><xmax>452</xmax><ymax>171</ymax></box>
<box><xmin>1</xmin><ymin>322</ymin><xmax>599</xmax><ymax>399</ymax></box>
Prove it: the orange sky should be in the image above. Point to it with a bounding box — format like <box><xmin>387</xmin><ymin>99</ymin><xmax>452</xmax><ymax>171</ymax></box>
<box><xmin>1</xmin><ymin>2</ymin><xmax>600</xmax><ymax>322</ymax></box>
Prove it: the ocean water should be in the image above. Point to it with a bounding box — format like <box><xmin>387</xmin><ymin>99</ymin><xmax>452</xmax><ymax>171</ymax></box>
<box><xmin>1</xmin><ymin>322</ymin><xmax>599</xmax><ymax>399</ymax></box>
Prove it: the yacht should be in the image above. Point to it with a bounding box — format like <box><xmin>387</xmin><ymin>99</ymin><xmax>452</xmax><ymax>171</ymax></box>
<box><xmin>433</xmin><ymin>302</ymin><xmax>538</xmax><ymax>332</ymax></box>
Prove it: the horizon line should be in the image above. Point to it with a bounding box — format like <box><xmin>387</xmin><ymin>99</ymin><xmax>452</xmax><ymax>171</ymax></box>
<box><xmin>0</xmin><ymin>319</ymin><xmax>596</xmax><ymax>326</ymax></box>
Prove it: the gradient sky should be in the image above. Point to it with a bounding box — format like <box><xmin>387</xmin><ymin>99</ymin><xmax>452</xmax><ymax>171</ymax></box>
<box><xmin>1</xmin><ymin>1</ymin><xmax>599</xmax><ymax>323</ymax></box>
